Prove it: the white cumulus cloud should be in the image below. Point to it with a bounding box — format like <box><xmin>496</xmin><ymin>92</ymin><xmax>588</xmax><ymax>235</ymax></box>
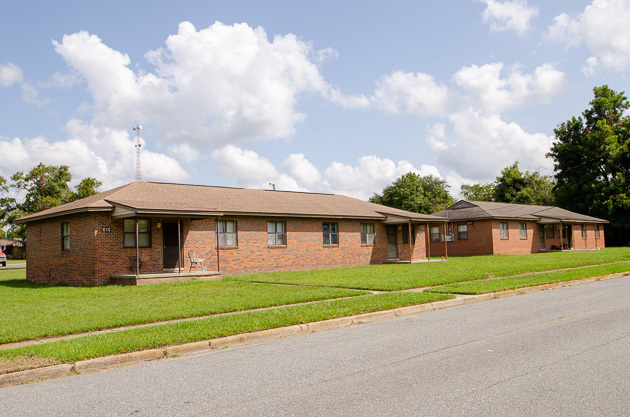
<box><xmin>478</xmin><ymin>0</ymin><xmax>539</xmax><ymax>37</ymax></box>
<box><xmin>0</xmin><ymin>62</ymin><xmax>23</xmax><ymax>87</ymax></box>
<box><xmin>546</xmin><ymin>0</ymin><xmax>630</xmax><ymax>74</ymax></box>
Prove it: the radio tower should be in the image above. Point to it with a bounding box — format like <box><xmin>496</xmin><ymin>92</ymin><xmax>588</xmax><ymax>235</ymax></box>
<box><xmin>132</xmin><ymin>125</ymin><xmax>142</xmax><ymax>181</ymax></box>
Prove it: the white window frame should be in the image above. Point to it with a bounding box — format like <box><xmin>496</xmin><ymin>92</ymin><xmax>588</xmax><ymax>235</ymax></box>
<box><xmin>61</xmin><ymin>222</ymin><xmax>70</xmax><ymax>251</ymax></box>
<box><xmin>500</xmin><ymin>222</ymin><xmax>509</xmax><ymax>239</ymax></box>
<box><xmin>519</xmin><ymin>223</ymin><xmax>527</xmax><ymax>239</ymax></box>
<box><xmin>322</xmin><ymin>222</ymin><xmax>339</xmax><ymax>245</ymax></box>
<box><xmin>595</xmin><ymin>224</ymin><xmax>601</xmax><ymax>238</ymax></box>
<box><xmin>457</xmin><ymin>224</ymin><xmax>468</xmax><ymax>241</ymax></box>
<box><xmin>267</xmin><ymin>221</ymin><xmax>286</xmax><ymax>246</ymax></box>
<box><xmin>218</xmin><ymin>220</ymin><xmax>238</xmax><ymax>247</ymax></box>
<box><xmin>430</xmin><ymin>226</ymin><xmax>440</xmax><ymax>242</ymax></box>
<box><xmin>361</xmin><ymin>223</ymin><xmax>375</xmax><ymax>245</ymax></box>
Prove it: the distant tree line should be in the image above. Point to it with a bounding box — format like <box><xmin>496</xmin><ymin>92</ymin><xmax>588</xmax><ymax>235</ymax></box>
<box><xmin>371</xmin><ymin>85</ymin><xmax>629</xmax><ymax>246</ymax></box>
<box><xmin>0</xmin><ymin>163</ymin><xmax>101</xmax><ymax>239</ymax></box>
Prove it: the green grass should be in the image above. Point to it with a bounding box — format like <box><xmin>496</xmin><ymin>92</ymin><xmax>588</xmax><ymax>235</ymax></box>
<box><xmin>4</xmin><ymin>260</ymin><xmax>26</xmax><ymax>265</ymax></box>
<box><xmin>0</xmin><ymin>270</ymin><xmax>366</xmax><ymax>344</ymax></box>
<box><xmin>235</xmin><ymin>248</ymin><xmax>630</xmax><ymax>291</ymax></box>
<box><xmin>427</xmin><ymin>262</ymin><xmax>630</xmax><ymax>295</ymax></box>
<box><xmin>0</xmin><ymin>292</ymin><xmax>453</xmax><ymax>363</ymax></box>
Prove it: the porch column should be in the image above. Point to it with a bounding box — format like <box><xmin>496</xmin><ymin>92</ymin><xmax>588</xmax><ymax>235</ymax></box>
<box><xmin>426</xmin><ymin>223</ymin><xmax>431</xmax><ymax>261</ymax></box>
<box><xmin>443</xmin><ymin>223</ymin><xmax>448</xmax><ymax>259</ymax></box>
<box><xmin>135</xmin><ymin>216</ymin><xmax>139</xmax><ymax>278</ymax></box>
<box><xmin>559</xmin><ymin>221</ymin><xmax>564</xmax><ymax>251</ymax></box>
<box><xmin>177</xmin><ymin>217</ymin><xmax>181</xmax><ymax>274</ymax></box>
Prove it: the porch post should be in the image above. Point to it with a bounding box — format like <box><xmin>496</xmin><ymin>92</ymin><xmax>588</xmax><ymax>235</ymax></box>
<box><xmin>559</xmin><ymin>221</ymin><xmax>564</xmax><ymax>251</ymax></box>
<box><xmin>443</xmin><ymin>222</ymin><xmax>448</xmax><ymax>259</ymax></box>
<box><xmin>215</xmin><ymin>217</ymin><xmax>221</xmax><ymax>273</ymax></box>
<box><xmin>426</xmin><ymin>223</ymin><xmax>431</xmax><ymax>260</ymax></box>
<box><xmin>135</xmin><ymin>216</ymin><xmax>139</xmax><ymax>277</ymax></box>
<box><xmin>177</xmin><ymin>217</ymin><xmax>181</xmax><ymax>274</ymax></box>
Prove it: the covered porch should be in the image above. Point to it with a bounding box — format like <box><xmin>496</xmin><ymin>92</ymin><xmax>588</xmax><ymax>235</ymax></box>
<box><xmin>380</xmin><ymin>215</ymin><xmax>449</xmax><ymax>263</ymax></box>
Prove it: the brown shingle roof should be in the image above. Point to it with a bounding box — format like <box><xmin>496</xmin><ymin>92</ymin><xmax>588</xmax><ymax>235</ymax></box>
<box><xmin>433</xmin><ymin>200</ymin><xmax>608</xmax><ymax>223</ymax></box>
<box><xmin>16</xmin><ymin>181</ymin><xmax>447</xmax><ymax>223</ymax></box>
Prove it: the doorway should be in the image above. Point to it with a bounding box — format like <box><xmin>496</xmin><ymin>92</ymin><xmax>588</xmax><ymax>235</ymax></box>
<box><xmin>386</xmin><ymin>225</ymin><xmax>398</xmax><ymax>260</ymax></box>
<box><xmin>162</xmin><ymin>222</ymin><xmax>182</xmax><ymax>269</ymax></box>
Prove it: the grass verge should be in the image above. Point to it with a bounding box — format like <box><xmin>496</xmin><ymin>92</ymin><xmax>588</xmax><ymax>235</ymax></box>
<box><xmin>427</xmin><ymin>261</ymin><xmax>630</xmax><ymax>295</ymax></box>
<box><xmin>0</xmin><ymin>271</ymin><xmax>366</xmax><ymax>344</ymax></box>
<box><xmin>234</xmin><ymin>248</ymin><xmax>630</xmax><ymax>291</ymax></box>
<box><xmin>0</xmin><ymin>292</ymin><xmax>452</xmax><ymax>368</ymax></box>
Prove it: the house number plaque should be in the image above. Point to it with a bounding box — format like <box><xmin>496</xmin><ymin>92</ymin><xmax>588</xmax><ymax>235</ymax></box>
<box><xmin>102</xmin><ymin>227</ymin><xmax>112</xmax><ymax>233</ymax></box>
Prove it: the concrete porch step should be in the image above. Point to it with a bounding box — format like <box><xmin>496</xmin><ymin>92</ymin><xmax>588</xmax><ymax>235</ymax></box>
<box><xmin>110</xmin><ymin>271</ymin><xmax>221</xmax><ymax>286</ymax></box>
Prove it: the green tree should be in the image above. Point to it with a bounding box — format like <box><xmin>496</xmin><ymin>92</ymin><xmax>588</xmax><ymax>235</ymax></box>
<box><xmin>460</xmin><ymin>162</ymin><xmax>555</xmax><ymax>205</ymax></box>
<box><xmin>548</xmin><ymin>85</ymin><xmax>630</xmax><ymax>245</ymax></box>
<box><xmin>0</xmin><ymin>164</ymin><xmax>102</xmax><ymax>239</ymax></box>
<box><xmin>460</xmin><ymin>183</ymin><xmax>495</xmax><ymax>201</ymax></box>
<box><xmin>369</xmin><ymin>173</ymin><xmax>454</xmax><ymax>214</ymax></box>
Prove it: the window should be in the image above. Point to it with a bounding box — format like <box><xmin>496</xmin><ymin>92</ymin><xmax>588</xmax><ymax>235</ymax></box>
<box><xmin>595</xmin><ymin>224</ymin><xmax>601</xmax><ymax>238</ymax></box>
<box><xmin>123</xmin><ymin>219</ymin><xmax>151</xmax><ymax>248</ymax></box>
<box><xmin>361</xmin><ymin>223</ymin><xmax>375</xmax><ymax>245</ymax></box>
<box><xmin>457</xmin><ymin>224</ymin><xmax>468</xmax><ymax>240</ymax></box>
<box><xmin>546</xmin><ymin>224</ymin><xmax>554</xmax><ymax>238</ymax></box>
<box><xmin>519</xmin><ymin>223</ymin><xmax>527</xmax><ymax>239</ymax></box>
<box><xmin>322</xmin><ymin>222</ymin><xmax>339</xmax><ymax>245</ymax></box>
<box><xmin>581</xmin><ymin>224</ymin><xmax>587</xmax><ymax>238</ymax></box>
<box><xmin>61</xmin><ymin>222</ymin><xmax>70</xmax><ymax>251</ymax></box>
<box><xmin>430</xmin><ymin>226</ymin><xmax>440</xmax><ymax>242</ymax></box>
<box><xmin>500</xmin><ymin>222</ymin><xmax>509</xmax><ymax>239</ymax></box>
<box><xmin>401</xmin><ymin>224</ymin><xmax>415</xmax><ymax>244</ymax></box>
<box><xmin>218</xmin><ymin>220</ymin><xmax>238</xmax><ymax>247</ymax></box>
<box><xmin>267</xmin><ymin>221</ymin><xmax>286</xmax><ymax>246</ymax></box>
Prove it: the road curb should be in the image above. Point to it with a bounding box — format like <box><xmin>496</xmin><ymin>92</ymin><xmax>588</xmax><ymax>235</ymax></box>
<box><xmin>1</xmin><ymin>272</ymin><xmax>626</xmax><ymax>388</ymax></box>
<box><xmin>0</xmin><ymin>364</ymin><xmax>73</xmax><ymax>388</ymax></box>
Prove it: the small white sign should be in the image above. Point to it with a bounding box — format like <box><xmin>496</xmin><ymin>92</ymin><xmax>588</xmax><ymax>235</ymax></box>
<box><xmin>102</xmin><ymin>227</ymin><xmax>112</xmax><ymax>233</ymax></box>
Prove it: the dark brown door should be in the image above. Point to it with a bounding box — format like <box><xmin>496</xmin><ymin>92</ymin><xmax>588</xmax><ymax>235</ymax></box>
<box><xmin>163</xmin><ymin>223</ymin><xmax>181</xmax><ymax>269</ymax></box>
<box><xmin>386</xmin><ymin>225</ymin><xmax>398</xmax><ymax>259</ymax></box>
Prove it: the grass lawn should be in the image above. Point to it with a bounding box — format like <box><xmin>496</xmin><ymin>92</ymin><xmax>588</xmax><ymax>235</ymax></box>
<box><xmin>0</xmin><ymin>292</ymin><xmax>453</xmax><ymax>365</ymax></box>
<box><xmin>426</xmin><ymin>261</ymin><xmax>630</xmax><ymax>295</ymax></box>
<box><xmin>6</xmin><ymin>260</ymin><xmax>26</xmax><ymax>265</ymax></box>
<box><xmin>0</xmin><ymin>269</ymin><xmax>367</xmax><ymax>344</ymax></box>
<box><xmin>234</xmin><ymin>247</ymin><xmax>630</xmax><ymax>291</ymax></box>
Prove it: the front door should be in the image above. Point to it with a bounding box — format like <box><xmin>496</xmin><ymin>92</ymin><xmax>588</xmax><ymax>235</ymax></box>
<box><xmin>386</xmin><ymin>225</ymin><xmax>398</xmax><ymax>259</ymax></box>
<box><xmin>538</xmin><ymin>227</ymin><xmax>545</xmax><ymax>251</ymax></box>
<box><xmin>163</xmin><ymin>223</ymin><xmax>181</xmax><ymax>269</ymax></box>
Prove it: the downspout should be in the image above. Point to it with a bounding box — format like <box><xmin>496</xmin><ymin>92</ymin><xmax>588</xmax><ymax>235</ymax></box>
<box><xmin>135</xmin><ymin>216</ymin><xmax>139</xmax><ymax>277</ymax></box>
<box><xmin>215</xmin><ymin>217</ymin><xmax>221</xmax><ymax>273</ymax></box>
<box><xmin>177</xmin><ymin>217</ymin><xmax>181</xmax><ymax>274</ymax></box>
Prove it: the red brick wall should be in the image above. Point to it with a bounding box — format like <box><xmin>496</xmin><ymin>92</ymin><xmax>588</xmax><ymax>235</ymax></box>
<box><xmin>181</xmin><ymin>216</ymin><xmax>391</xmax><ymax>275</ymax></box>
<box><xmin>570</xmin><ymin>223</ymin><xmax>606</xmax><ymax>250</ymax></box>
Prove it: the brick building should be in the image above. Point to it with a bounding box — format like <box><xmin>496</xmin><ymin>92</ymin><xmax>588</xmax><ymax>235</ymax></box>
<box><xmin>431</xmin><ymin>200</ymin><xmax>608</xmax><ymax>257</ymax></box>
<box><xmin>15</xmin><ymin>181</ymin><xmax>448</xmax><ymax>286</ymax></box>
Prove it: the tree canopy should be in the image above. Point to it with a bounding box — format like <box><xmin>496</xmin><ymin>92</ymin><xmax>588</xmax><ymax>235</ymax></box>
<box><xmin>0</xmin><ymin>163</ymin><xmax>102</xmax><ymax>239</ymax></box>
<box><xmin>548</xmin><ymin>85</ymin><xmax>630</xmax><ymax>245</ymax></box>
<box><xmin>369</xmin><ymin>173</ymin><xmax>454</xmax><ymax>214</ymax></box>
<box><xmin>459</xmin><ymin>162</ymin><xmax>555</xmax><ymax>206</ymax></box>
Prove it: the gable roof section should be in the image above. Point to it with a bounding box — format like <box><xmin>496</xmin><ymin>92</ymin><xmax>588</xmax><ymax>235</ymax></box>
<box><xmin>433</xmin><ymin>200</ymin><xmax>608</xmax><ymax>223</ymax></box>
<box><xmin>16</xmin><ymin>181</ymin><xmax>447</xmax><ymax>223</ymax></box>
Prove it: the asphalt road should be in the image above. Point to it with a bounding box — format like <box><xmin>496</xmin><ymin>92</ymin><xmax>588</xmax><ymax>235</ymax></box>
<box><xmin>1</xmin><ymin>276</ymin><xmax>629</xmax><ymax>416</ymax></box>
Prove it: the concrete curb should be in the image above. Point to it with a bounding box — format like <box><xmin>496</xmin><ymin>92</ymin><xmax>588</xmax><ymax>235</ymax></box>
<box><xmin>0</xmin><ymin>364</ymin><xmax>73</xmax><ymax>388</ymax></box>
<box><xmin>1</xmin><ymin>272</ymin><xmax>626</xmax><ymax>388</ymax></box>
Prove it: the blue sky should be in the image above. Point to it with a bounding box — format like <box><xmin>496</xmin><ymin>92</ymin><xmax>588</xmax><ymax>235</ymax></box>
<box><xmin>1</xmin><ymin>0</ymin><xmax>628</xmax><ymax>200</ymax></box>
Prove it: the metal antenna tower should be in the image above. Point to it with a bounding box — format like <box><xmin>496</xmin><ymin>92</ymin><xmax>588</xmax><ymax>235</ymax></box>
<box><xmin>132</xmin><ymin>125</ymin><xmax>142</xmax><ymax>181</ymax></box>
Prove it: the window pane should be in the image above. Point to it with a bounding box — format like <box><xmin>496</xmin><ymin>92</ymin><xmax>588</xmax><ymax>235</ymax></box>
<box><xmin>138</xmin><ymin>219</ymin><xmax>150</xmax><ymax>233</ymax></box>
<box><xmin>323</xmin><ymin>223</ymin><xmax>330</xmax><ymax>234</ymax></box>
<box><xmin>268</xmin><ymin>222</ymin><xmax>275</xmax><ymax>233</ymax></box>
<box><xmin>331</xmin><ymin>234</ymin><xmax>338</xmax><ymax>245</ymax></box>
<box><xmin>124</xmin><ymin>234</ymin><xmax>136</xmax><ymax>247</ymax></box>
<box><xmin>323</xmin><ymin>234</ymin><xmax>330</xmax><ymax>245</ymax></box>
<box><xmin>267</xmin><ymin>234</ymin><xmax>275</xmax><ymax>245</ymax></box>
<box><xmin>277</xmin><ymin>233</ymin><xmax>286</xmax><ymax>245</ymax></box>
<box><xmin>124</xmin><ymin>219</ymin><xmax>135</xmax><ymax>233</ymax></box>
<box><xmin>277</xmin><ymin>222</ymin><xmax>285</xmax><ymax>233</ymax></box>
<box><xmin>366</xmin><ymin>233</ymin><xmax>375</xmax><ymax>245</ymax></box>
<box><xmin>331</xmin><ymin>223</ymin><xmax>338</xmax><ymax>233</ymax></box>
<box><xmin>138</xmin><ymin>233</ymin><xmax>150</xmax><ymax>248</ymax></box>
